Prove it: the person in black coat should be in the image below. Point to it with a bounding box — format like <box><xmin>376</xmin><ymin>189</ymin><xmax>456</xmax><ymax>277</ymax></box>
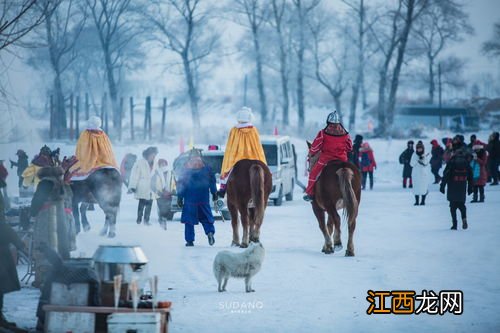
<box><xmin>10</xmin><ymin>150</ymin><xmax>29</xmax><ymax>189</ymax></box>
<box><xmin>440</xmin><ymin>146</ymin><xmax>473</xmax><ymax>230</ymax></box>
<box><xmin>430</xmin><ymin>139</ymin><xmax>444</xmax><ymax>183</ymax></box>
<box><xmin>0</xmin><ymin>189</ymin><xmax>27</xmax><ymax>330</ymax></box>
<box><xmin>349</xmin><ymin>134</ymin><xmax>363</xmax><ymax>169</ymax></box>
<box><xmin>486</xmin><ymin>131</ymin><xmax>500</xmax><ymax>185</ymax></box>
<box><xmin>399</xmin><ymin>140</ymin><xmax>414</xmax><ymax>188</ymax></box>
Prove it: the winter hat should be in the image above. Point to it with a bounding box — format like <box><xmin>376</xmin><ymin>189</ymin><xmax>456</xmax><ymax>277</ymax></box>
<box><xmin>354</xmin><ymin>134</ymin><xmax>363</xmax><ymax>143</ymax></box>
<box><xmin>416</xmin><ymin>140</ymin><xmax>424</xmax><ymax>152</ymax></box>
<box><xmin>16</xmin><ymin>149</ymin><xmax>27</xmax><ymax>156</ymax></box>
<box><xmin>472</xmin><ymin>140</ymin><xmax>485</xmax><ymax>151</ymax></box>
<box><xmin>407</xmin><ymin>140</ymin><xmax>414</xmax><ymax>145</ymax></box>
<box><xmin>430</xmin><ymin>139</ymin><xmax>439</xmax><ymax>147</ymax></box>
<box><xmin>87</xmin><ymin>115</ymin><xmax>102</xmax><ymax>129</ymax></box>
<box><xmin>327</xmin><ymin>110</ymin><xmax>341</xmax><ymax>124</ymax></box>
<box><xmin>158</xmin><ymin>158</ymin><xmax>168</xmax><ymax>167</ymax></box>
<box><xmin>237</xmin><ymin>107</ymin><xmax>253</xmax><ymax>123</ymax></box>
<box><xmin>142</xmin><ymin>146</ymin><xmax>158</xmax><ymax>159</ymax></box>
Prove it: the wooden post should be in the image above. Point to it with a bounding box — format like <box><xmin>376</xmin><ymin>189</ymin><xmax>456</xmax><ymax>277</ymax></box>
<box><xmin>85</xmin><ymin>93</ymin><xmax>89</xmax><ymax>120</ymax></box>
<box><xmin>49</xmin><ymin>95</ymin><xmax>54</xmax><ymax>139</ymax></box>
<box><xmin>161</xmin><ymin>97</ymin><xmax>167</xmax><ymax>141</ymax></box>
<box><xmin>69</xmin><ymin>94</ymin><xmax>74</xmax><ymax>140</ymax></box>
<box><xmin>130</xmin><ymin>97</ymin><xmax>134</xmax><ymax>141</ymax></box>
<box><xmin>119</xmin><ymin>97</ymin><xmax>124</xmax><ymax>142</ymax></box>
<box><xmin>144</xmin><ymin>96</ymin><xmax>151</xmax><ymax>140</ymax></box>
<box><xmin>76</xmin><ymin>96</ymin><xmax>80</xmax><ymax>137</ymax></box>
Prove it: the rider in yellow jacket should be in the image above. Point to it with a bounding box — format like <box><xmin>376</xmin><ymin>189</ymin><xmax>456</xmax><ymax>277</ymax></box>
<box><xmin>70</xmin><ymin>116</ymin><xmax>118</xmax><ymax>180</ymax></box>
<box><xmin>219</xmin><ymin>107</ymin><xmax>267</xmax><ymax>197</ymax></box>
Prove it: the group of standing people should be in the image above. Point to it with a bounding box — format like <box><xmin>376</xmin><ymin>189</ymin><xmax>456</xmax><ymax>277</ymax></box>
<box><xmin>398</xmin><ymin>131</ymin><xmax>500</xmax><ymax>230</ymax></box>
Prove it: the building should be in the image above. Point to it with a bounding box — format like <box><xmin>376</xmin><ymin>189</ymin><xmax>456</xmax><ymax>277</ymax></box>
<box><xmin>394</xmin><ymin>105</ymin><xmax>479</xmax><ymax>130</ymax></box>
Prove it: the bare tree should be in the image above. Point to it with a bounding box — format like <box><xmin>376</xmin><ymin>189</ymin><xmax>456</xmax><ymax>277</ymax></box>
<box><xmin>386</xmin><ymin>0</ymin><xmax>428</xmax><ymax>128</ymax></box>
<box><xmin>268</xmin><ymin>0</ymin><xmax>292</xmax><ymax>126</ymax></box>
<box><xmin>28</xmin><ymin>0</ymin><xmax>87</xmax><ymax>137</ymax></box>
<box><xmin>482</xmin><ymin>21</ymin><xmax>500</xmax><ymax>58</ymax></box>
<box><xmin>342</xmin><ymin>0</ymin><xmax>379</xmax><ymax>131</ymax></box>
<box><xmin>86</xmin><ymin>0</ymin><xmax>140</xmax><ymax>129</ymax></box>
<box><xmin>233</xmin><ymin>0</ymin><xmax>270</xmax><ymax>122</ymax></box>
<box><xmin>412</xmin><ymin>0</ymin><xmax>472</xmax><ymax>103</ymax></box>
<box><xmin>309</xmin><ymin>10</ymin><xmax>349</xmax><ymax>122</ymax></box>
<box><xmin>291</xmin><ymin>0</ymin><xmax>320</xmax><ymax>129</ymax></box>
<box><xmin>0</xmin><ymin>0</ymin><xmax>54</xmax><ymax>51</ymax></box>
<box><xmin>145</xmin><ymin>0</ymin><xmax>219</xmax><ymax>129</ymax></box>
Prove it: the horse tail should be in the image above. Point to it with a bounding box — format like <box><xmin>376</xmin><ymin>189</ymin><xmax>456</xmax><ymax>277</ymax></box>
<box><xmin>336</xmin><ymin>167</ymin><xmax>358</xmax><ymax>225</ymax></box>
<box><xmin>249</xmin><ymin>164</ymin><xmax>265</xmax><ymax>223</ymax></box>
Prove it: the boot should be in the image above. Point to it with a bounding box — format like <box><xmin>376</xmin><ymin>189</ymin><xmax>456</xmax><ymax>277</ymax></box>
<box><xmin>207</xmin><ymin>232</ymin><xmax>215</xmax><ymax>246</ymax></box>
<box><xmin>420</xmin><ymin>195</ymin><xmax>426</xmax><ymax>206</ymax></box>
<box><xmin>462</xmin><ymin>218</ymin><xmax>468</xmax><ymax>230</ymax></box>
<box><xmin>450</xmin><ymin>220</ymin><xmax>457</xmax><ymax>230</ymax></box>
<box><xmin>185</xmin><ymin>241</ymin><xmax>194</xmax><ymax>247</ymax></box>
<box><xmin>414</xmin><ymin>195</ymin><xmax>419</xmax><ymax>206</ymax></box>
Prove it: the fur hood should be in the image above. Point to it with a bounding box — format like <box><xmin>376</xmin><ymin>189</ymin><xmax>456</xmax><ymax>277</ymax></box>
<box><xmin>37</xmin><ymin>166</ymin><xmax>64</xmax><ymax>179</ymax></box>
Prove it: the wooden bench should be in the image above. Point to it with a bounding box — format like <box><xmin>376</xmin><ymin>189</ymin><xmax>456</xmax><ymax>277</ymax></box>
<box><xmin>43</xmin><ymin>304</ymin><xmax>171</xmax><ymax>333</ymax></box>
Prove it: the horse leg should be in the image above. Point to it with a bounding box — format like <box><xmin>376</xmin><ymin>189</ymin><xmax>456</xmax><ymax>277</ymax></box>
<box><xmin>80</xmin><ymin>203</ymin><xmax>91</xmax><ymax>232</ymax></box>
<box><xmin>312</xmin><ymin>201</ymin><xmax>333</xmax><ymax>254</ymax></box>
<box><xmin>240</xmin><ymin>208</ymin><xmax>250</xmax><ymax>248</ymax></box>
<box><xmin>248</xmin><ymin>208</ymin><xmax>256</xmax><ymax>243</ymax></box>
<box><xmin>104</xmin><ymin>205</ymin><xmax>119</xmax><ymax>238</ymax></box>
<box><xmin>228</xmin><ymin>203</ymin><xmax>240</xmax><ymax>247</ymax></box>
<box><xmin>330</xmin><ymin>210</ymin><xmax>343</xmax><ymax>252</ymax></box>
<box><xmin>72</xmin><ymin>200</ymin><xmax>81</xmax><ymax>234</ymax></box>
<box><xmin>345</xmin><ymin>217</ymin><xmax>356</xmax><ymax>257</ymax></box>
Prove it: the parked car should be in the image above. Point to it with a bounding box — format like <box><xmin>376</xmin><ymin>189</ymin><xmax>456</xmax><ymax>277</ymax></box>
<box><xmin>261</xmin><ymin>135</ymin><xmax>297</xmax><ymax>206</ymax></box>
<box><xmin>168</xmin><ymin>148</ymin><xmax>232</xmax><ymax>221</ymax></box>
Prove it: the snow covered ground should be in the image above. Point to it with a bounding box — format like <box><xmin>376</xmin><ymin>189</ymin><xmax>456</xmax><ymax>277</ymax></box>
<box><xmin>2</xmin><ymin>135</ymin><xmax>500</xmax><ymax>332</ymax></box>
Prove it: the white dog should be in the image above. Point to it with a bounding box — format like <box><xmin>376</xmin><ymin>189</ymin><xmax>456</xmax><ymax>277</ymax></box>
<box><xmin>213</xmin><ymin>242</ymin><xmax>265</xmax><ymax>293</ymax></box>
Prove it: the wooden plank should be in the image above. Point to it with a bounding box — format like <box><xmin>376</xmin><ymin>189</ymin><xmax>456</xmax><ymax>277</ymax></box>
<box><xmin>43</xmin><ymin>304</ymin><xmax>171</xmax><ymax>314</ymax></box>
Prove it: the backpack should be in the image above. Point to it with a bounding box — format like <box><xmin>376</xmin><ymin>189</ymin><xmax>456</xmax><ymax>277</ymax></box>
<box><xmin>470</xmin><ymin>160</ymin><xmax>480</xmax><ymax>181</ymax></box>
<box><xmin>361</xmin><ymin>152</ymin><xmax>371</xmax><ymax>168</ymax></box>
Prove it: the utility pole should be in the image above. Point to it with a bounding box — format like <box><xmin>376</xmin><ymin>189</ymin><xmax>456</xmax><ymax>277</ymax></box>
<box><xmin>438</xmin><ymin>63</ymin><xmax>442</xmax><ymax>129</ymax></box>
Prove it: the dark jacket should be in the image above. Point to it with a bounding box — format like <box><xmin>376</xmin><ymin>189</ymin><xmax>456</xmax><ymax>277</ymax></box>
<box><xmin>0</xmin><ymin>191</ymin><xmax>25</xmax><ymax>294</ymax></box>
<box><xmin>349</xmin><ymin>135</ymin><xmax>363</xmax><ymax>168</ymax></box>
<box><xmin>399</xmin><ymin>148</ymin><xmax>414</xmax><ymax>178</ymax></box>
<box><xmin>430</xmin><ymin>145</ymin><xmax>444</xmax><ymax>170</ymax></box>
<box><xmin>177</xmin><ymin>163</ymin><xmax>217</xmax><ymax>225</ymax></box>
<box><xmin>440</xmin><ymin>150</ymin><xmax>473</xmax><ymax>202</ymax></box>
<box><xmin>11</xmin><ymin>155</ymin><xmax>29</xmax><ymax>177</ymax></box>
<box><xmin>487</xmin><ymin>132</ymin><xmax>500</xmax><ymax>160</ymax></box>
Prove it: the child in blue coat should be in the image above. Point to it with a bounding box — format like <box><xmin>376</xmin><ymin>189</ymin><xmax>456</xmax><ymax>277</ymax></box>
<box><xmin>177</xmin><ymin>149</ymin><xmax>218</xmax><ymax>246</ymax></box>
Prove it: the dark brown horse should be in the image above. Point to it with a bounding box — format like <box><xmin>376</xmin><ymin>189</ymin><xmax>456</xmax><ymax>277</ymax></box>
<box><xmin>71</xmin><ymin>168</ymin><xmax>122</xmax><ymax>238</ymax></box>
<box><xmin>226</xmin><ymin>159</ymin><xmax>272</xmax><ymax>247</ymax></box>
<box><xmin>307</xmin><ymin>144</ymin><xmax>361</xmax><ymax>255</ymax></box>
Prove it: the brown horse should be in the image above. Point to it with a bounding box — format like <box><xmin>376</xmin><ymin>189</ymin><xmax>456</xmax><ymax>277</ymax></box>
<box><xmin>226</xmin><ymin>159</ymin><xmax>272</xmax><ymax>247</ymax></box>
<box><xmin>307</xmin><ymin>145</ymin><xmax>361</xmax><ymax>256</ymax></box>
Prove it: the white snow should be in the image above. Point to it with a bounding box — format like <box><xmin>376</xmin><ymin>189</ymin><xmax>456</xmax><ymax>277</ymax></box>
<box><xmin>2</xmin><ymin>134</ymin><xmax>500</xmax><ymax>332</ymax></box>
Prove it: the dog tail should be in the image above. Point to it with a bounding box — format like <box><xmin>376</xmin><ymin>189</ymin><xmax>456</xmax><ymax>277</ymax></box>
<box><xmin>249</xmin><ymin>164</ymin><xmax>265</xmax><ymax>228</ymax></box>
<box><xmin>336</xmin><ymin>167</ymin><xmax>358</xmax><ymax>226</ymax></box>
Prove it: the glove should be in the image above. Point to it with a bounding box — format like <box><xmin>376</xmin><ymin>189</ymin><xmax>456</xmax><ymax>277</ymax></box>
<box><xmin>212</xmin><ymin>193</ymin><xmax>218</xmax><ymax>202</ymax></box>
<box><xmin>439</xmin><ymin>185</ymin><xmax>445</xmax><ymax>194</ymax></box>
<box><xmin>177</xmin><ymin>197</ymin><xmax>184</xmax><ymax>208</ymax></box>
<box><xmin>127</xmin><ymin>188</ymin><xmax>136</xmax><ymax>194</ymax></box>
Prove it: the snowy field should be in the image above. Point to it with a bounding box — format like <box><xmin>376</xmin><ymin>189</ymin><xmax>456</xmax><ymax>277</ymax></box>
<box><xmin>2</xmin><ymin>135</ymin><xmax>500</xmax><ymax>333</ymax></box>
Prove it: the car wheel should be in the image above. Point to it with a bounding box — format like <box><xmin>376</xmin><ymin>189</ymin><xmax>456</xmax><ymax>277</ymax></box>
<box><xmin>273</xmin><ymin>186</ymin><xmax>283</xmax><ymax>206</ymax></box>
<box><xmin>285</xmin><ymin>179</ymin><xmax>294</xmax><ymax>201</ymax></box>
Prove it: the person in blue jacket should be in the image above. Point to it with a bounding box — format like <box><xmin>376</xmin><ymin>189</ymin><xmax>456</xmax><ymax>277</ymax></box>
<box><xmin>177</xmin><ymin>149</ymin><xmax>218</xmax><ymax>247</ymax></box>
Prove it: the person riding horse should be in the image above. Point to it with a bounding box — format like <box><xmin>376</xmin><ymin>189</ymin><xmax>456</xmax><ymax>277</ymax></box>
<box><xmin>219</xmin><ymin>107</ymin><xmax>267</xmax><ymax>198</ymax></box>
<box><xmin>70</xmin><ymin>116</ymin><xmax>118</xmax><ymax>179</ymax></box>
<box><xmin>304</xmin><ymin>111</ymin><xmax>353</xmax><ymax>202</ymax></box>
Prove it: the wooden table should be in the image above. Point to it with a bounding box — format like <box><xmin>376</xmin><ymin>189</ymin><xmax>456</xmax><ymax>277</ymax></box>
<box><xmin>43</xmin><ymin>304</ymin><xmax>171</xmax><ymax>333</ymax></box>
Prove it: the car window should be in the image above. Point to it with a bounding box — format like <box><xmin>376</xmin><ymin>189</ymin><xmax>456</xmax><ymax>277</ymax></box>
<box><xmin>263</xmin><ymin>144</ymin><xmax>277</xmax><ymax>166</ymax></box>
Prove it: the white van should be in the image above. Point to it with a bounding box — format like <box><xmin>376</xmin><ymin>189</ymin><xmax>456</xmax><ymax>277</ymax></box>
<box><xmin>261</xmin><ymin>135</ymin><xmax>297</xmax><ymax>206</ymax></box>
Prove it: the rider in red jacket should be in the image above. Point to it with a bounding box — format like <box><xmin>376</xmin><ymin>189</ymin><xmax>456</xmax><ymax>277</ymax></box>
<box><xmin>304</xmin><ymin>111</ymin><xmax>352</xmax><ymax>201</ymax></box>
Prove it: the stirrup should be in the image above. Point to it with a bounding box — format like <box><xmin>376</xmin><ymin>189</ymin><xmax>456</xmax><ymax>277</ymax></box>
<box><xmin>303</xmin><ymin>194</ymin><xmax>314</xmax><ymax>202</ymax></box>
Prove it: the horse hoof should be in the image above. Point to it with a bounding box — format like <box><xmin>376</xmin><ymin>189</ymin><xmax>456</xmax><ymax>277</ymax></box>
<box><xmin>321</xmin><ymin>248</ymin><xmax>326</xmax><ymax>253</ymax></box>
<box><xmin>107</xmin><ymin>231</ymin><xmax>116</xmax><ymax>238</ymax></box>
<box><xmin>324</xmin><ymin>248</ymin><xmax>334</xmax><ymax>254</ymax></box>
<box><xmin>231</xmin><ymin>241</ymin><xmax>240</xmax><ymax>247</ymax></box>
<box><xmin>240</xmin><ymin>243</ymin><xmax>248</xmax><ymax>248</ymax></box>
<box><xmin>334</xmin><ymin>244</ymin><xmax>343</xmax><ymax>252</ymax></box>
<box><xmin>83</xmin><ymin>224</ymin><xmax>91</xmax><ymax>232</ymax></box>
<box><xmin>345</xmin><ymin>250</ymin><xmax>355</xmax><ymax>257</ymax></box>
<box><xmin>99</xmin><ymin>227</ymin><xmax>108</xmax><ymax>237</ymax></box>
